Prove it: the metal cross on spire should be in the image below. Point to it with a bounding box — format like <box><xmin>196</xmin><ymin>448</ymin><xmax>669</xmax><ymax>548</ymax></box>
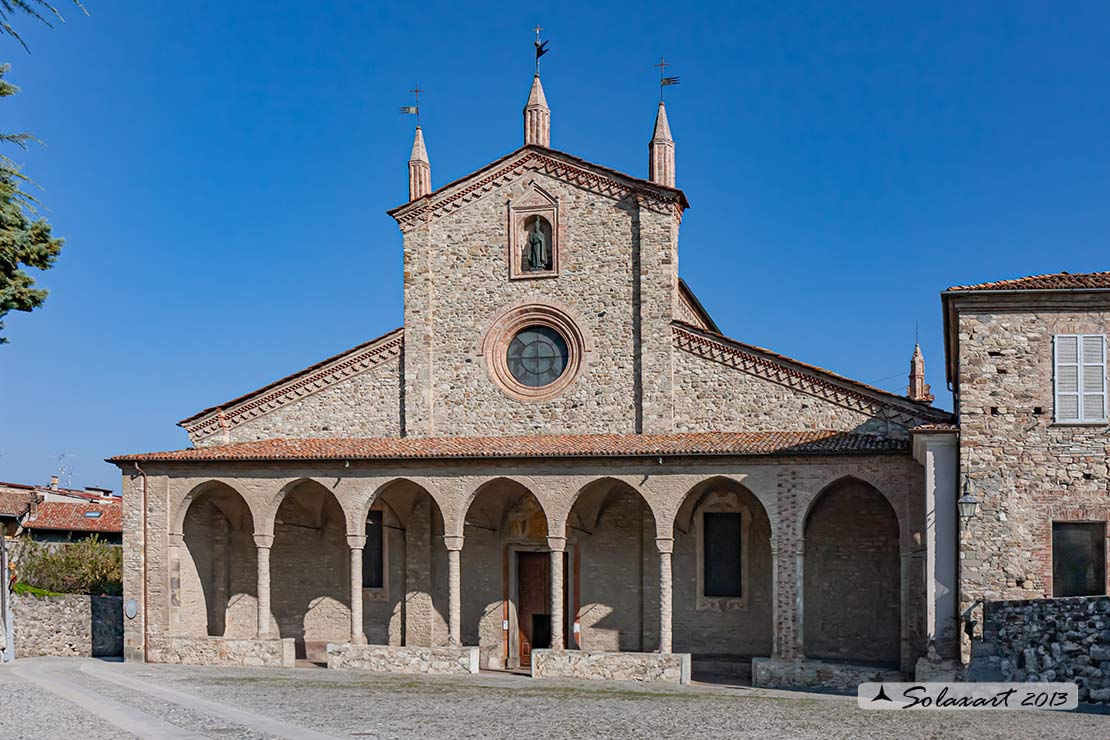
<box><xmin>399</xmin><ymin>84</ymin><xmax>424</xmax><ymax>125</ymax></box>
<box><xmin>534</xmin><ymin>24</ymin><xmax>550</xmax><ymax>74</ymax></box>
<box><xmin>655</xmin><ymin>55</ymin><xmax>680</xmax><ymax>101</ymax></box>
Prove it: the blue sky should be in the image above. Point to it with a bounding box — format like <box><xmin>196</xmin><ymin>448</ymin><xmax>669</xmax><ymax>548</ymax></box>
<box><xmin>1</xmin><ymin>1</ymin><xmax>1108</xmax><ymax>490</ymax></box>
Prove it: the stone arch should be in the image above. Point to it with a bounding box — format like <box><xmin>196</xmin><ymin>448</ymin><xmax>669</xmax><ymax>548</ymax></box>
<box><xmin>565</xmin><ymin>478</ymin><xmax>658</xmax><ymax>652</ymax></box>
<box><xmin>172</xmin><ymin>479</ymin><xmax>262</xmax><ymax>537</ymax></box>
<box><xmin>178</xmin><ymin>481</ymin><xmax>257</xmax><ymax>638</ymax></box>
<box><xmin>803</xmin><ymin>476</ymin><xmax>900</xmax><ymax>667</ymax></box>
<box><xmin>461</xmin><ymin>476</ymin><xmax>549</xmax><ymax>669</ymax></box>
<box><xmin>269</xmin><ymin>478</ymin><xmax>350</xmax><ymax>661</ymax></box>
<box><xmin>670</xmin><ymin>476</ymin><xmax>774</xmax><ymax>658</ymax></box>
<box><xmin>802</xmin><ymin>470</ymin><xmax>908</xmax><ymax>545</ymax></box>
<box><xmin>261</xmin><ymin>476</ymin><xmax>354</xmax><ymax>537</ymax></box>
<box><xmin>359</xmin><ymin>478</ymin><xmax>449</xmax><ymax>646</ymax></box>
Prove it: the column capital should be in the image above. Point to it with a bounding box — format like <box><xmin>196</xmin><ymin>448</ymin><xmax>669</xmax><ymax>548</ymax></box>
<box><xmin>443</xmin><ymin>535</ymin><xmax>464</xmax><ymax>552</ymax></box>
<box><xmin>346</xmin><ymin>534</ymin><xmax>367</xmax><ymax>550</ymax></box>
<box><xmin>655</xmin><ymin>537</ymin><xmax>674</xmax><ymax>555</ymax></box>
<box><xmin>168</xmin><ymin>532</ymin><xmax>184</xmax><ymax>547</ymax></box>
<box><xmin>546</xmin><ymin>536</ymin><xmax>567</xmax><ymax>552</ymax></box>
<box><xmin>253</xmin><ymin>534</ymin><xmax>274</xmax><ymax>549</ymax></box>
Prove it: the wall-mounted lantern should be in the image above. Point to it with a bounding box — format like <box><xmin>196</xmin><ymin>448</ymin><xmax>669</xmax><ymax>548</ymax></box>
<box><xmin>957</xmin><ymin>479</ymin><xmax>981</xmax><ymax>521</ymax></box>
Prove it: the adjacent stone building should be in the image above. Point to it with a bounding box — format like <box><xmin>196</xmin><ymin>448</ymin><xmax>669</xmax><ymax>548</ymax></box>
<box><xmin>944</xmin><ymin>273</ymin><xmax>1110</xmax><ymax>655</ymax></box>
<box><xmin>111</xmin><ymin>66</ymin><xmax>974</xmax><ymax>686</ymax></box>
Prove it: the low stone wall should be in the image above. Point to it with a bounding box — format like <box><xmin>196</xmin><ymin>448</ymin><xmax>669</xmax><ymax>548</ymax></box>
<box><xmin>146</xmin><ymin>636</ymin><xmax>295</xmax><ymax>668</ymax></box>
<box><xmin>12</xmin><ymin>593</ymin><xmax>122</xmax><ymax>658</ymax></box>
<box><xmin>531</xmin><ymin>650</ymin><xmax>691</xmax><ymax>684</ymax></box>
<box><xmin>752</xmin><ymin>657</ymin><xmax>902</xmax><ymax>691</ymax></box>
<box><xmin>971</xmin><ymin>595</ymin><xmax>1110</xmax><ymax>704</ymax></box>
<box><xmin>327</xmin><ymin>643</ymin><xmax>480</xmax><ymax>674</ymax></box>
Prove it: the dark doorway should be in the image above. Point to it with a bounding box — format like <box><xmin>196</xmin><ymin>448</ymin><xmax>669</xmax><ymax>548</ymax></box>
<box><xmin>517</xmin><ymin>551</ymin><xmax>550</xmax><ymax>667</ymax></box>
<box><xmin>1053</xmin><ymin>522</ymin><xmax>1107</xmax><ymax>597</ymax></box>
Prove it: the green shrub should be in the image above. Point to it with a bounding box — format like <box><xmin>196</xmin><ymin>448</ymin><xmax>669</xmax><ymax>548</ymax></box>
<box><xmin>15</xmin><ymin>536</ymin><xmax>123</xmax><ymax>596</ymax></box>
<box><xmin>12</xmin><ymin>581</ymin><xmax>62</xmax><ymax>598</ymax></box>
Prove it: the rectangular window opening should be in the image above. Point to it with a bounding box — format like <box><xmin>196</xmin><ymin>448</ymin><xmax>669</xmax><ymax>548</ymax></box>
<box><xmin>703</xmin><ymin>512</ymin><xmax>742</xmax><ymax>598</ymax></box>
<box><xmin>363</xmin><ymin>510</ymin><xmax>384</xmax><ymax>589</ymax></box>
<box><xmin>1052</xmin><ymin>522</ymin><xmax>1106</xmax><ymax>597</ymax></box>
<box><xmin>1054</xmin><ymin>335</ymin><xmax>1107</xmax><ymax>423</ymax></box>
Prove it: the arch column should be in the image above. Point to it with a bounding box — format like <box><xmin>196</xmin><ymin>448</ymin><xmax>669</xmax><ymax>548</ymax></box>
<box><xmin>444</xmin><ymin>535</ymin><xmax>464</xmax><ymax>646</ymax></box>
<box><xmin>547</xmin><ymin>536</ymin><xmax>566</xmax><ymax>650</ymax></box>
<box><xmin>347</xmin><ymin>534</ymin><xmax>367</xmax><ymax>645</ymax></box>
<box><xmin>253</xmin><ymin>534</ymin><xmax>273</xmax><ymax>638</ymax></box>
<box><xmin>167</xmin><ymin>532</ymin><xmax>184</xmax><ymax>634</ymax></box>
<box><xmin>656</xmin><ymin>537</ymin><xmax>673</xmax><ymax>653</ymax></box>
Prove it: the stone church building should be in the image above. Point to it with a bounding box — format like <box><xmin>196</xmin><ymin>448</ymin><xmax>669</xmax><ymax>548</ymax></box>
<box><xmin>112</xmin><ymin>69</ymin><xmax>975</xmax><ymax>687</ymax></box>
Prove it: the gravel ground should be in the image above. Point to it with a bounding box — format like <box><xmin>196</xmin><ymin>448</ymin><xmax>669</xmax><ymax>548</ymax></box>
<box><xmin>3</xmin><ymin>658</ymin><xmax>1109</xmax><ymax>739</ymax></box>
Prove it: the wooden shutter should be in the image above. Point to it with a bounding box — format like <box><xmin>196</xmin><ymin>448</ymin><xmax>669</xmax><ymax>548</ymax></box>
<box><xmin>1081</xmin><ymin>335</ymin><xmax>1107</xmax><ymax>421</ymax></box>
<box><xmin>1054</xmin><ymin>334</ymin><xmax>1107</xmax><ymax>423</ymax></box>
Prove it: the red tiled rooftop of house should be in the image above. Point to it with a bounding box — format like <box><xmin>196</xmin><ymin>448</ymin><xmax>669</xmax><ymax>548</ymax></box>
<box><xmin>24</xmin><ymin>502</ymin><xmax>123</xmax><ymax>534</ymax></box>
<box><xmin>110</xmin><ymin>430</ymin><xmax>910</xmax><ymax>463</ymax></box>
<box><xmin>947</xmin><ymin>271</ymin><xmax>1110</xmax><ymax>292</ymax></box>
<box><xmin>0</xmin><ymin>490</ymin><xmax>36</xmax><ymax>518</ymax></box>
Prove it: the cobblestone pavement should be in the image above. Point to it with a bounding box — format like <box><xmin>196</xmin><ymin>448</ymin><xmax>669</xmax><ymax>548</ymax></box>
<box><xmin>2</xmin><ymin>658</ymin><xmax>1109</xmax><ymax>739</ymax></box>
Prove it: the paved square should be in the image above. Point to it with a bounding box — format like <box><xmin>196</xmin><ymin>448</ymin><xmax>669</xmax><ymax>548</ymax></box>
<box><xmin>2</xmin><ymin>658</ymin><xmax>1108</xmax><ymax>739</ymax></box>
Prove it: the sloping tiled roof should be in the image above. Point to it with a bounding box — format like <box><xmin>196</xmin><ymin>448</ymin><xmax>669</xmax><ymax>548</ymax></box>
<box><xmin>0</xmin><ymin>490</ymin><xmax>36</xmax><ymax>518</ymax></box>
<box><xmin>25</xmin><ymin>502</ymin><xmax>123</xmax><ymax>533</ymax></box>
<box><xmin>109</xmin><ymin>430</ymin><xmax>909</xmax><ymax>463</ymax></box>
<box><xmin>946</xmin><ymin>271</ymin><xmax>1110</xmax><ymax>292</ymax></box>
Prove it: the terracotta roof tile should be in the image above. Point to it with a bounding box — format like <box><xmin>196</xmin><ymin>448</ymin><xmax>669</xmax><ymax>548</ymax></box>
<box><xmin>946</xmin><ymin>271</ymin><xmax>1110</xmax><ymax>292</ymax></box>
<box><xmin>0</xmin><ymin>490</ymin><xmax>36</xmax><ymax>518</ymax></box>
<box><xmin>110</xmin><ymin>431</ymin><xmax>909</xmax><ymax>464</ymax></box>
<box><xmin>25</xmin><ymin>502</ymin><xmax>123</xmax><ymax>533</ymax></box>
<box><xmin>910</xmin><ymin>423</ymin><xmax>959</xmax><ymax>433</ymax></box>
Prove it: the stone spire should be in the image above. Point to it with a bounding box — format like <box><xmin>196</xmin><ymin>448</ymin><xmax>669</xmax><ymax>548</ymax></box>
<box><xmin>408</xmin><ymin>125</ymin><xmax>431</xmax><ymax>201</ymax></box>
<box><xmin>908</xmin><ymin>344</ymin><xmax>934</xmax><ymax>404</ymax></box>
<box><xmin>649</xmin><ymin>101</ymin><xmax>676</xmax><ymax>187</ymax></box>
<box><xmin>523</xmin><ymin>74</ymin><xmax>551</xmax><ymax>147</ymax></box>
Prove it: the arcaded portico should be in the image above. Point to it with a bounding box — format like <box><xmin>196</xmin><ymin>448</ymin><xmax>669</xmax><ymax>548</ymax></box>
<box><xmin>114</xmin><ymin>430</ymin><xmax>951</xmax><ymax>684</ymax></box>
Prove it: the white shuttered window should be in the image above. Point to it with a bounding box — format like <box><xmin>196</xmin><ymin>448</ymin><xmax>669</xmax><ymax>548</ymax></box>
<box><xmin>1054</xmin><ymin>334</ymin><xmax>1108</xmax><ymax>423</ymax></box>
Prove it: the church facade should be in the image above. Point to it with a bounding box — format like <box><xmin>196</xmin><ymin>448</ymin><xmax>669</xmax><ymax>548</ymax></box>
<box><xmin>111</xmin><ymin>71</ymin><xmax>963</xmax><ymax>687</ymax></box>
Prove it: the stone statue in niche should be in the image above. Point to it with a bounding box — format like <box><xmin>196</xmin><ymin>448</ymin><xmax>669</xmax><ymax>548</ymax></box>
<box><xmin>526</xmin><ymin>216</ymin><xmax>552</xmax><ymax>271</ymax></box>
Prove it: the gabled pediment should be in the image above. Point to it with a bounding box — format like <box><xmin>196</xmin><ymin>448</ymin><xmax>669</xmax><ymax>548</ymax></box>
<box><xmin>387</xmin><ymin>145</ymin><xmax>689</xmax><ymax>233</ymax></box>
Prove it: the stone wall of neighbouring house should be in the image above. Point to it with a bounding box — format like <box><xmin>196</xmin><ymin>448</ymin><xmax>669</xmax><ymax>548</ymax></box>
<box><xmin>955</xmin><ymin>300</ymin><xmax>1110</xmax><ymax>616</ymax></box>
<box><xmin>531</xmin><ymin>649</ymin><xmax>691</xmax><ymax>684</ymax></box>
<box><xmin>12</xmin><ymin>593</ymin><xmax>122</xmax><ymax>658</ymax></box>
<box><xmin>327</xmin><ymin>643</ymin><xmax>479</xmax><ymax>674</ymax></box>
<box><xmin>972</xmin><ymin>596</ymin><xmax>1110</xmax><ymax>704</ymax></box>
<box><xmin>146</xmin><ymin>636</ymin><xmax>295</xmax><ymax>667</ymax></box>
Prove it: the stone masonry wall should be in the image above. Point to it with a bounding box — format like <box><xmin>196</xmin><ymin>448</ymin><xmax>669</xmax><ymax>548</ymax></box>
<box><xmin>327</xmin><ymin>643</ymin><xmax>479</xmax><ymax>674</ymax></box>
<box><xmin>221</xmin><ymin>358</ymin><xmax>402</xmax><ymax>445</ymax></box>
<box><xmin>401</xmin><ymin>169</ymin><xmax>670</xmax><ymax>437</ymax></box>
<box><xmin>973</xmin><ymin>596</ymin><xmax>1110</xmax><ymax>704</ymax></box>
<box><xmin>146</xmin><ymin>636</ymin><xmax>295</xmax><ymax>667</ymax></box>
<box><xmin>12</xmin><ymin>593</ymin><xmax>122</xmax><ymax>658</ymax></box>
<box><xmin>531</xmin><ymin>648</ymin><xmax>690</xmax><ymax>684</ymax></box>
<box><xmin>673</xmin><ymin>349</ymin><xmax>903</xmax><ymax>436</ymax></box>
<box><xmin>956</xmin><ymin>300</ymin><xmax>1110</xmax><ymax>618</ymax></box>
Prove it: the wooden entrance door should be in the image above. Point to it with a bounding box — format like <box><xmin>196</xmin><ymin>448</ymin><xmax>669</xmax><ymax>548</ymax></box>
<box><xmin>517</xmin><ymin>551</ymin><xmax>550</xmax><ymax>668</ymax></box>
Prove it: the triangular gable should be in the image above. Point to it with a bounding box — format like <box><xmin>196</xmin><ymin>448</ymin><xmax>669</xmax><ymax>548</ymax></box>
<box><xmin>672</xmin><ymin>321</ymin><xmax>952</xmax><ymax>428</ymax></box>
<box><xmin>179</xmin><ymin>328</ymin><xmax>403</xmax><ymax>443</ymax></box>
<box><xmin>388</xmin><ymin>145</ymin><xmax>689</xmax><ymax>233</ymax></box>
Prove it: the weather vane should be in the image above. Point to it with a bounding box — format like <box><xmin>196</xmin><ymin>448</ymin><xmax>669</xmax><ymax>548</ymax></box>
<box><xmin>399</xmin><ymin>84</ymin><xmax>424</xmax><ymax>125</ymax></box>
<box><xmin>655</xmin><ymin>56</ymin><xmax>680</xmax><ymax>101</ymax></box>
<box><xmin>534</xmin><ymin>24</ymin><xmax>549</xmax><ymax>74</ymax></box>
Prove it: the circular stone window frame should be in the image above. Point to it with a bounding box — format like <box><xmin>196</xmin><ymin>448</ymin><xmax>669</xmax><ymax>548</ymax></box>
<box><xmin>480</xmin><ymin>301</ymin><xmax>591</xmax><ymax>403</ymax></box>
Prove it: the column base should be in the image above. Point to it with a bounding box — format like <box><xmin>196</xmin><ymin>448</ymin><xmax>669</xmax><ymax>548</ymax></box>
<box><xmin>752</xmin><ymin>657</ymin><xmax>903</xmax><ymax>692</ymax></box>
<box><xmin>327</xmin><ymin>643</ymin><xmax>480</xmax><ymax>675</ymax></box>
<box><xmin>531</xmin><ymin>649</ymin><xmax>691</xmax><ymax>684</ymax></box>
